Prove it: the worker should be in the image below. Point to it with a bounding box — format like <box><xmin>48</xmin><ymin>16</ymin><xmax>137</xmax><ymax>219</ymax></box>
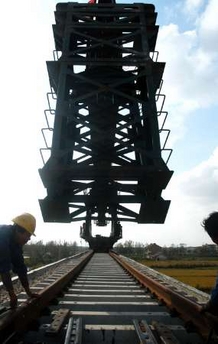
<box><xmin>201</xmin><ymin>212</ymin><xmax>218</xmax><ymax>315</ymax></box>
<box><xmin>0</xmin><ymin>213</ymin><xmax>38</xmax><ymax>308</ymax></box>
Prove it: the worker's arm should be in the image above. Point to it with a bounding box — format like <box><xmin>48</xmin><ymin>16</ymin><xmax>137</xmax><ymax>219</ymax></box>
<box><xmin>17</xmin><ymin>272</ymin><xmax>36</xmax><ymax>297</ymax></box>
<box><xmin>12</xmin><ymin>248</ymin><xmax>38</xmax><ymax>299</ymax></box>
<box><xmin>1</xmin><ymin>272</ymin><xmax>17</xmax><ymax>308</ymax></box>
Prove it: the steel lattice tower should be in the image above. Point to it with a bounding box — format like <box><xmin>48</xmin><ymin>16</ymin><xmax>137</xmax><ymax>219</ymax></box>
<box><xmin>39</xmin><ymin>1</ymin><xmax>173</xmax><ymax>251</ymax></box>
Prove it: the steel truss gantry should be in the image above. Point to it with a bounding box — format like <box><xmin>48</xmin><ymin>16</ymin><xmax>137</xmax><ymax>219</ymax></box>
<box><xmin>39</xmin><ymin>1</ymin><xmax>173</xmax><ymax>250</ymax></box>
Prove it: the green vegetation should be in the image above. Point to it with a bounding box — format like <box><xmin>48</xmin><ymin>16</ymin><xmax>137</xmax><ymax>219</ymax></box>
<box><xmin>139</xmin><ymin>259</ymin><xmax>218</xmax><ymax>293</ymax></box>
<box><xmin>140</xmin><ymin>260</ymin><xmax>218</xmax><ymax>269</ymax></box>
<box><xmin>114</xmin><ymin>241</ymin><xmax>218</xmax><ymax>294</ymax></box>
<box><xmin>24</xmin><ymin>241</ymin><xmax>86</xmax><ymax>269</ymax></box>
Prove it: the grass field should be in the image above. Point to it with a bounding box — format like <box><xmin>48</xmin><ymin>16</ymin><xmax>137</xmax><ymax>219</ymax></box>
<box><xmin>139</xmin><ymin>259</ymin><xmax>218</xmax><ymax>293</ymax></box>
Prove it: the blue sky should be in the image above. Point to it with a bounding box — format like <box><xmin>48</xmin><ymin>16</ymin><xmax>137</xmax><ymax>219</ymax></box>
<box><xmin>0</xmin><ymin>0</ymin><xmax>217</xmax><ymax>247</ymax></box>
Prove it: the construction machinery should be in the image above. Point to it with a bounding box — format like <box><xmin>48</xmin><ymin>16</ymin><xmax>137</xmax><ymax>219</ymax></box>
<box><xmin>39</xmin><ymin>0</ymin><xmax>173</xmax><ymax>251</ymax></box>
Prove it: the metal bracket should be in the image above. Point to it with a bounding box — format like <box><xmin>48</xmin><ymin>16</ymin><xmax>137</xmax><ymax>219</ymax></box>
<box><xmin>64</xmin><ymin>317</ymin><xmax>82</xmax><ymax>344</ymax></box>
<box><xmin>46</xmin><ymin>308</ymin><xmax>70</xmax><ymax>336</ymax></box>
<box><xmin>152</xmin><ymin>321</ymin><xmax>180</xmax><ymax>344</ymax></box>
<box><xmin>133</xmin><ymin>319</ymin><xmax>158</xmax><ymax>344</ymax></box>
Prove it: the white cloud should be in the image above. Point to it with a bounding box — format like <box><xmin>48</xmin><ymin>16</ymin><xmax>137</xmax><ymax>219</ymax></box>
<box><xmin>113</xmin><ymin>147</ymin><xmax>218</xmax><ymax>247</ymax></box>
<box><xmin>198</xmin><ymin>0</ymin><xmax>218</xmax><ymax>53</ymax></box>
<box><xmin>172</xmin><ymin>147</ymin><xmax>218</xmax><ymax>203</ymax></box>
<box><xmin>183</xmin><ymin>0</ymin><xmax>205</xmax><ymax>13</ymax></box>
<box><xmin>156</xmin><ymin>0</ymin><xmax>218</xmax><ymax>146</ymax></box>
<box><xmin>158</xmin><ymin>146</ymin><xmax>218</xmax><ymax>246</ymax></box>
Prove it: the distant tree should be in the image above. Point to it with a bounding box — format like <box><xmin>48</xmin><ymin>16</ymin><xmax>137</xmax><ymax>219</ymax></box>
<box><xmin>23</xmin><ymin>240</ymin><xmax>80</xmax><ymax>268</ymax></box>
<box><xmin>114</xmin><ymin>241</ymin><xmax>146</xmax><ymax>258</ymax></box>
<box><xmin>197</xmin><ymin>244</ymin><xmax>217</xmax><ymax>257</ymax></box>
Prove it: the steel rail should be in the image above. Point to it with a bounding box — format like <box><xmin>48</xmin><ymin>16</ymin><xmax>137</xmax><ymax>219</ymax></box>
<box><xmin>1</xmin><ymin>251</ymin><xmax>217</xmax><ymax>343</ymax></box>
<box><xmin>110</xmin><ymin>251</ymin><xmax>218</xmax><ymax>341</ymax></box>
<box><xmin>0</xmin><ymin>251</ymin><xmax>93</xmax><ymax>342</ymax></box>
<box><xmin>0</xmin><ymin>251</ymin><xmax>89</xmax><ymax>292</ymax></box>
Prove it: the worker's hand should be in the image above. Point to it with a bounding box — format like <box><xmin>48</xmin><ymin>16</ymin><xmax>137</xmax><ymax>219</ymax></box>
<box><xmin>200</xmin><ymin>301</ymin><xmax>212</xmax><ymax>313</ymax></box>
<box><xmin>26</xmin><ymin>290</ymin><xmax>39</xmax><ymax>299</ymax></box>
<box><xmin>9</xmin><ymin>291</ymin><xmax>17</xmax><ymax>309</ymax></box>
<box><xmin>200</xmin><ymin>301</ymin><xmax>218</xmax><ymax>316</ymax></box>
<box><xmin>25</xmin><ymin>293</ymin><xmax>39</xmax><ymax>305</ymax></box>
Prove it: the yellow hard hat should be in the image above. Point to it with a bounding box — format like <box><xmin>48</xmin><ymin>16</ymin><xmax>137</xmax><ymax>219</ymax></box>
<box><xmin>12</xmin><ymin>213</ymin><xmax>36</xmax><ymax>236</ymax></box>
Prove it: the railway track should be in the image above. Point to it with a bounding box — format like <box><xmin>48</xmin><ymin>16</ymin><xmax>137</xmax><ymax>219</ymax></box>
<box><xmin>0</xmin><ymin>251</ymin><xmax>218</xmax><ymax>343</ymax></box>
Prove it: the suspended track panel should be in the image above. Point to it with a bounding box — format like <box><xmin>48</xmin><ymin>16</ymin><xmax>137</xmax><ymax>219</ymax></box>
<box><xmin>39</xmin><ymin>2</ymin><xmax>173</xmax><ymax>238</ymax></box>
<box><xmin>1</xmin><ymin>252</ymin><xmax>216</xmax><ymax>343</ymax></box>
<box><xmin>12</xmin><ymin>253</ymin><xmax>205</xmax><ymax>344</ymax></box>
